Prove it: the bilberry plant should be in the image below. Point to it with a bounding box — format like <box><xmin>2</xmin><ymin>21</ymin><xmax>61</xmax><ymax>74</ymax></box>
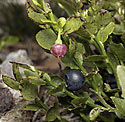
<box><xmin>2</xmin><ymin>0</ymin><xmax>125</xmax><ymax>121</ymax></box>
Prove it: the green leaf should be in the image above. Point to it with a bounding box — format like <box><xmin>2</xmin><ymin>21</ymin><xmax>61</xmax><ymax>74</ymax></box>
<box><xmin>76</xmin><ymin>43</ymin><xmax>85</xmax><ymax>54</ymax></box>
<box><xmin>0</xmin><ymin>36</ymin><xmax>19</xmax><ymax>50</ymax></box>
<box><xmin>111</xmin><ymin>97</ymin><xmax>125</xmax><ymax>117</ymax></box>
<box><xmin>29</xmin><ymin>76</ymin><xmax>46</xmax><ymax>85</ymax></box>
<box><xmin>10</xmin><ymin>62</ymin><xmax>39</xmax><ymax>74</ymax></box>
<box><xmin>113</xmin><ymin>23</ymin><xmax>125</xmax><ymax>35</ymax></box>
<box><xmin>24</xmin><ymin>70</ymin><xmax>46</xmax><ymax>85</ymax></box>
<box><xmin>76</xmin><ymin>27</ymin><xmax>90</xmax><ymax>41</ymax></box>
<box><xmin>89</xmin><ymin>107</ymin><xmax>104</xmax><ymax>121</ymax></box>
<box><xmin>48</xmin><ymin>83</ymin><xmax>66</xmax><ymax>97</ymax></box>
<box><xmin>57</xmin><ymin>17</ymin><xmax>66</xmax><ymax>28</ymax></box>
<box><xmin>39</xmin><ymin>0</ymin><xmax>51</xmax><ymax>13</ymax></box>
<box><xmin>11</xmin><ymin>62</ymin><xmax>22</xmax><ymax>82</ymax></box>
<box><xmin>86</xmin><ymin>98</ymin><xmax>95</xmax><ymax>107</ymax></box>
<box><xmin>87</xmin><ymin>73</ymin><xmax>103</xmax><ymax>92</ymax></box>
<box><xmin>21</xmin><ymin>79</ymin><xmax>38</xmax><ymax>101</ymax></box>
<box><xmin>60</xmin><ymin>118</ymin><xmax>68</xmax><ymax>122</ymax></box>
<box><xmin>96</xmin><ymin>22</ymin><xmax>114</xmax><ymax>43</ymax></box>
<box><xmin>11</xmin><ymin>62</ymin><xmax>41</xmax><ymax>84</ymax></box>
<box><xmin>117</xmin><ymin>65</ymin><xmax>125</xmax><ymax>98</ymax></box>
<box><xmin>23</xmin><ymin>104</ymin><xmax>41</xmax><ymax>111</ymax></box>
<box><xmin>94</xmin><ymin>12</ymin><xmax>113</xmax><ymax>27</ymax></box>
<box><xmin>93</xmin><ymin>73</ymin><xmax>103</xmax><ymax>92</ymax></box>
<box><xmin>2</xmin><ymin>36</ymin><xmax>19</xmax><ymax>45</ymax></box>
<box><xmin>56</xmin><ymin>0</ymin><xmax>76</xmax><ymax>16</ymax></box>
<box><xmin>107</xmin><ymin>52</ymin><xmax>119</xmax><ymax>68</ymax></box>
<box><xmin>36</xmin><ymin>29</ymin><xmax>57</xmax><ymax>50</ymax></box>
<box><xmin>27</xmin><ymin>7</ymin><xmax>48</xmax><ymax>24</ymax></box>
<box><xmin>109</xmin><ymin>43</ymin><xmax>125</xmax><ymax>61</ymax></box>
<box><xmin>37</xmin><ymin>98</ymin><xmax>49</xmax><ymax>111</ymax></box>
<box><xmin>24</xmin><ymin>69</ymin><xmax>39</xmax><ymax>77</ymax></box>
<box><xmin>32</xmin><ymin>0</ymin><xmax>42</xmax><ymax>8</ymax></box>
<box><xmin>68</xmin><ymin>39</ymin><xmax>76</xmax><ymax>56</ymax></box>
<box><xmin>51</xmin><ymin>75</ymin><xmax>63</xmax><ymax>86</ymax></box>
<box><xmin>2</xmin><ymin>76</ymin><xmax>19</xmax><ymax>90</ymax></box>
<box><xmin>63</xmin><ymin>17</ymin><xmax>83</xmax><ymax>35</ymax></box>
<box><xmin>84</xmin><ymin>55</ymin><xmax>107</xmax><ymax>62</ymax></box>
<box><xmin>80</xmin><ymin>113</ymin><xmax>90</xmax><ymax>122</ymax></box>
<box><xmin>43</xmin><ymin>73</ymin><xmax>51</xmax><ymax>81</ymax></box>
<box><xmin>42</xmin><ymin>73</ymin><xmax>58</xmax><ymax>88</ymax></box>
<box><xmin>85</xmin><ymin>72</ymin><xmax>95</xmax><ymax>85</ymax></box>
<box><xmin>85</xmin><ymin>23</ymin><xmax>97</xmax><ymax>36</ymax></box>
<box><xmin>74</xmin><ymin>52</ymin><xmax>83</xmax><ymax>66</ymax></box>
<box><xmin>32</xmin><ymin>0</ymin><xmax>51</xmax><ymax>12</ymax></box>
<box><xmin>61</xmin><ymin>54</ymin><xmax>79</xmax><ymax>69</ymax></box>
<box><xmin>71</xmin><ymin>97</ymin><xmax>89</xmax><ymax>107</ymax></box>
<box><xmin>121</xmin><ymin>35</ymin><xmax>125</xmax><ymax>44</ymax></box>
<box><xmin>46</xmin><ymin>103</ymin><xmax>60</xmax><ymax>121</ymax></box>
<box><xmin>83</xmin><ymin>61</ymin><xmax>96</xmax><ymax>68</ymax></box>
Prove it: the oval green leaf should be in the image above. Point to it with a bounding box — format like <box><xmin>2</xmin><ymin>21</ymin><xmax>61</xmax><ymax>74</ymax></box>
<box><xmin>89</xmin><ymin>107</ymin><xmax>103</xmax><ymax>121</ymax></box>
<box><xmin>46</xmin><ymin>103</ymin><xmax>60</xmax><ymax>121</ymax></box>
<box><xmin>111</xmin><ymin>97</ymin><xmax>125</xmax><ymax>117</ymax></box>
<box><xmin>36</xmin><ymin>29</ymin><xmax>57</xmax><ymax>50</ymax></box>
<box><xmin>2</xmin><ymin>76</ymin><xmax>19</xmax><ymax>90</ymax></box>
<box><xmin>21</xmin><ymin>79</ymin><xmax>38</xmax><ymax>101</ymax></box>
<box><xmin>84</xmin><ymin>55</ymin><xmax>107</xmax><ymax>62</ymax></box>
<box><xmin>117</xmin><ymin>65</ymin><xmax>125</xmax><ymax>98</ymax></box>
<box><xmin>63</xmin><ymin>17</ymin><xmax>83</xmax><ymax>35</ymax></box>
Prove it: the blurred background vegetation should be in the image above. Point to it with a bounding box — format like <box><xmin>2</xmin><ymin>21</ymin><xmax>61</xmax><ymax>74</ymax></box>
<box><xmin>0</xmin><ymin>0</ymin><xmax>39</xmax><ymax>63</ymax></box>
<box><xmin>0</xmin><ymin>0</ymin><xmax>39</xmax><ymax>42</ymax></box>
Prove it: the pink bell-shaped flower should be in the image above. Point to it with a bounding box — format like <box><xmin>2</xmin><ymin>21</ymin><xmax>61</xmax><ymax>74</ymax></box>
<box><xmin>50</xmin><ymin>44</ymin><xmax>67</xmax><ymax>58</ymax></box>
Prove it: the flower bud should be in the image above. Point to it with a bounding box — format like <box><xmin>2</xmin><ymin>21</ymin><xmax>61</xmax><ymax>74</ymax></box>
<box><xmin>50</xmin><ymin>44</ymin><xmax>67</xmax><ymax>58</ymax></box>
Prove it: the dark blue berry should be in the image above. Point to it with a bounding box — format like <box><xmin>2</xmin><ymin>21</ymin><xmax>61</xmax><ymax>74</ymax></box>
<box><xmin>50</xmin><ymin>44</ymin><xmax>67</xmax><ymax>58</ymax></box>
<box><xmin>65</xmin><ymin>69</ymin><xmax>85</xmax><ymax>91</ymax></box>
